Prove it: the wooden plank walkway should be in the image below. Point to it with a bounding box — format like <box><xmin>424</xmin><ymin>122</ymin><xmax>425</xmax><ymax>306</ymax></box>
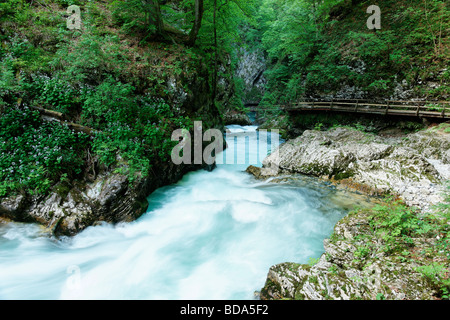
<box><xmin>253</xmin><ymin>99</ymin><xmax>450</xmax><ymax>119</ymax></box>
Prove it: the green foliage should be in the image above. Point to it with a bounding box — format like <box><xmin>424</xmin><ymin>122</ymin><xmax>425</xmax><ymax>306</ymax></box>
<box><xmin>314</xmin><ymin>122</ymin><xmax>324</xmax><ymax>131</ymax></box>
<box><xmin>111</xmin><ymin>0</ymin><xmax>197</xmax><ymax>39</ymax></box>
<box><xmin>331</xmin><ymin>187</ymin><xmax>449</xmax><ymax>299</ymax></box>
<box><xmin>0</xmin><ymin>0</ymin><xmax>26</xmax><ymax>22</ymax></box>
<box><xmin>416</xmin><ymin>263</ymin><xmax>450</xmax><ymax>300</ymax></box>
<box><xmin>419</xmin><ymin>184</ymin><xmax>450</xmax><ymax>299</ymax></box>
<box><xmin>376</xmin><ymin>293</ymin><xmax>386</xmax><ymax>300</ymax></box>
<box><xmin>353</xmin><ymin>244</ymin><xmax>372</xmax><ymax>259</ymax></box>
<box><xmin>51</xmin><ymin>28</ymin><xmax>130</xmax><ymax>85</ymax></box>
<box><xmin>0</xmin><ymin>0</ymin><xmax>212</xmax><ymax>198</ymax></box>
<box><xmin>359</xmin><ymin>190</ymin><xmax>450</xmax><ymax>299</ymax></box>
<box><xmin>0</xmin><ymin>6</ymin><xmax>59</xmax><ymax>73</ymax></box>
<box><xmin>21</xmin><ymin>75</ymin><xmax>79</xmax><ymax>114</ymax></box>
<box><xmin>54</xmin><ymin>0</ymin><xmax>87</xmax><ymax>6</ymax></box>
<box><xmin>82</xmin><ymin>77</ymin><xmax>191</xmax><ymax>179</ymax></box>
<box><xmin>368</xmin><ymin>198</ymin><xmax>432</xmax><ymax>253</ymax></box>
<box><xmin>255</xmin><ymin>0</ymin><xmax>352</xmax><ymax>102</ymax></box>
<box><xmin>81</xmin><ymin>77</ymin><xmax>136</xmax><ymax>129</ymax></box>
<box><xmin>257</xmin><ymin>0</ymin><xmax>450</xmax><ymax>102</ymax></box>
<box><xmin>434</xmin><ymin>183</ymin><xmax>450</xmax><ymax>261</ymax></box>
<box><xmin>308</xmin><ymin>257</ymin><xmax>320</xmax><ymax>266</ymax></box>
<box><xmin>0</xmin><ymin>56</ymin><xmax>19</xmax><ymax>106</ymax></box>
<box><xmin>111</xmin><ymin>0</ymin><xmax>157</xmax><ymax>37</ymax></box>
<box><xmin>0</xmin><ymin>106</ymin><xmax>88</xmax><ymax>197</ymax></box>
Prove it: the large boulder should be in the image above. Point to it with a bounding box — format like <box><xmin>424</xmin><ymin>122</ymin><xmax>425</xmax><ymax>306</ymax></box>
<box><xmin>257</xmin><ymin>127</ymin><xmax>447</xmax><ymax>212</ymax></box>
<box><xmin>399</xmin><ymin>127</ymin><xmax>450</xmax><ymax>164</ymax></box>
<box><xmin>223</xmin><ymin>110</ymin><xmax>252</xmax><ymax>126</ymax></box>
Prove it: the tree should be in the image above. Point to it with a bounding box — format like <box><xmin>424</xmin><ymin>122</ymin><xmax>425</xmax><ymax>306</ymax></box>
<box><xmin>212</xmin><ymin>0</ymin><xmax>218</xmax><ymax>101</ymax></box>
<box><xmin>113</xmin><ymin>0</ymin><xmax>204</xmax><ymax>44</ymax></box>
<box><xmin>142</xmin><ymin>0</ymin><xmax>164</xmax><ymax>35</ymax></box>
<box><xmin>188</xmin><ymin>0</ymin><xmax>205</xmax><ymax>46</ymax></box>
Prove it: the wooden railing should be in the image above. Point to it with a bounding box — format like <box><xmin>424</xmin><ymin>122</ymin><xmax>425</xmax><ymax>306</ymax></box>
<box><xmin>254</xmin><ymin>99</ymin><xmax>450</xmax><ymax>119</ymax></box>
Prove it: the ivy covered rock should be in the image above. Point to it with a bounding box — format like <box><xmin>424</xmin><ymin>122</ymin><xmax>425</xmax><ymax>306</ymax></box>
<box><xmin>0</xmin><ymin>1</ymin><xmax>233</xmax><ymax>235</ymax></box>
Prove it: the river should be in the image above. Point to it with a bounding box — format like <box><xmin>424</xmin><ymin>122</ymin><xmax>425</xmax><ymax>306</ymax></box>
<box><xmin>0</xmin><ymin>125</ymin><xmax>374</xmax><ymax>300</ymax></box>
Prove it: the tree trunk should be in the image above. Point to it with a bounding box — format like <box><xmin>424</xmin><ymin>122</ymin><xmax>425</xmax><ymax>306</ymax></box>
<box><xmin>188</xmin><ymin>0</ymin><xmax>204</xmax><ymax>46</ymax></box>
<box><xmin>212</xmin><ymin>0</ymin><xmax>218</xmax><ymax>102</ymax></box>
<box><xmin>142</xmin><ymin>0</ymin><xmax>164</xmax><ymax>35</ymax></box>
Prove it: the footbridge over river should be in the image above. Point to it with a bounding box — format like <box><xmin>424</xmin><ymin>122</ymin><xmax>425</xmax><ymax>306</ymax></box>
<box><xmin>247</xmin><ymin>99</ymin><xmax>450</xmax><ymax>120</ymax></box>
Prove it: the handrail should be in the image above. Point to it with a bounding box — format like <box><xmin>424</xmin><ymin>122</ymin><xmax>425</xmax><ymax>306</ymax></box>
<box><xmin>254</xmin><ymin>99</ymin><xmax>450</xmax><ymax>119</ymax></box>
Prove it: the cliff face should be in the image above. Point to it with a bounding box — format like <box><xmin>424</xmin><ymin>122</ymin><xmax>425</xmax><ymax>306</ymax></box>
<box><xmin>235</xmin><ymin>46</ymin><xmax>267</xmax><ymax>106</ymax></box>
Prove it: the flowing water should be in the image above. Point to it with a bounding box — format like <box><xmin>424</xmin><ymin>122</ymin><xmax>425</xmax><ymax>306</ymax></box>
<box><xmin>0</xmin><ymin>125</ymin><xmax>374</xmax><ymax>300</ymax></box>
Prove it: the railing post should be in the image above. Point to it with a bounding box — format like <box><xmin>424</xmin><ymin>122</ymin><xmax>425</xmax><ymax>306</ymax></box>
<box><xmin>354</xmin><ymin>101</ymin><xmax>359</xmax><ymax>113</ymax></box>
<box><xmin>385</xmin><ymin>100</ymin><xmax>390</xmax><ymax>115</ymax></box>
<box><xmin>442</xmin><ymin>104</ymin><xmax>446</xmax><ymax>118</ymax></box>
<box><xmin>416</xmin><ymin>102</ymin><xmax>420</xmax><ymax>117</ymax></box>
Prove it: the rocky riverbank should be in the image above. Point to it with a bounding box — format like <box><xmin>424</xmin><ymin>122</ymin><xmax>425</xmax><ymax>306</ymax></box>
<box><xmin>249</xmin><ymin>123</ymin><xmax>450</xmax><ymax>300</ymax></box>
<box><xmin>252</xmin><ymin>124</ymin><xmax>450</xmax><ymax>213</ymax></box>
<box><xmin>0</xmin><ymin>158</ymin><xmax>204</xmax><ymax>236</ymax></box>
<box><xmin>259</xmin><ymin>206</ymin><xmax>442</xmax><ymax>300</ymax></box>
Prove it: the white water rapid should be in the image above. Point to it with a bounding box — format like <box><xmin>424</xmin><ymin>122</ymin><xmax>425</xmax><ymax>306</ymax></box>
<box><xmin>0</xmin><ymin>125</ymin><xmax>372</xmax><ymax>300</ymax></box>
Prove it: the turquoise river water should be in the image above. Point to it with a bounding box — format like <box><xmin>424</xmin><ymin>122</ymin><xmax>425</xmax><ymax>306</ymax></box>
<box><xmin>0</xmin><ymin>125</ymin><xmax>373</xmax><ymax>300</ymax></box>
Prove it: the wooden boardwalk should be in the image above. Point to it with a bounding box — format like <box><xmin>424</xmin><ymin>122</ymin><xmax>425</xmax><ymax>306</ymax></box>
<box><xmin>253</xmin><ymin>99</ymin><xmax>450</xmax><ymax>119</ymax></box>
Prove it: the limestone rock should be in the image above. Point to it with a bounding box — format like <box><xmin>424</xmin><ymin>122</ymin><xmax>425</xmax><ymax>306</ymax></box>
<box><xmin>401</xmin><ymin>126</ymin><xmax>450</xmax><ymax>164</ymax></box>
<box><xmin>223</xmin><ymin>110</ymin><xmax>252</xmax><ymax>126</ymax></box>
<box><xmin>235</xmin><ymin>46</ymin><xmax>267</xmax><ymax>105</ymax></box>
<box><xmin>0</xmin><ymin>158</ymin><xmax>202</xmax><ymax>236</ymax></box>
<box><xmin>261</xmin><ymin>211</ymin><xmax>439</xmax><ymax>300</ymax></box>
<box><xmin>245</xmin><ymin>165</ymin><xmax>263</xmax><ymax>179</ymax></box>
<box><xmin>257</xmin><ymin>127</ymin><xmax>447</xmax><ymax>211</ymax></box>
<box><xmin>258</xmin><ymin>126</ymin><xmax>449</xmax><ymax>300</ymax></box>
<box><xmin>20</xmin><ymin>171</ymin><xmax>142</xmax><ymax>235</ymax></box>
<box><xmin>0</xmin><ymin>194</ymin><xmax>30</xmax><ymax>222</ymax></box>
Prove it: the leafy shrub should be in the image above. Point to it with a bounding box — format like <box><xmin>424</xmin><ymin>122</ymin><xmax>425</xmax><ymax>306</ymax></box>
<box><xmin>258</xmin><ymin>0</ymin><xmax>449</xmax><ymax>102</ymax></box>
<box><xmin>51</xmin><ymin>30</ymin><xmax>129</xmax><ymax>85</ymax></box>
<box><xmin>416</xmin><ymin>263</ymin><xmax>450</xmax><ymax>300</ymax></box>
<box><xmin>0</xmin><ymin>0</ymin><xmax>26</xmax><ymax>22</ymax></box>
<box><xmin>21</xmin><ymin>75</ymin><xmax>79</xmax><ymax>114</ymax></box>
<box><xmin>81</xmin><ymin>77</ymin><xmax>135</xmax><ymax>129</ymax></box>
<box><xmin>0</xmin><ymin>56</ymin><xmax>19</xmax><ymax>105</ymax></box>
<box><xmin>0</xmin><ymin>105</ymin><xmax>88</xmax><ymax>197</ymax></box>
<box><xmin>364</xmin><ymin>189</ymin><xmax>450</xmax><ymax>299</ymax></box>
<box><xmin>368</xmin><ymin>199</ymin><xmax>431</xmax><ymax>253</ymax></box>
